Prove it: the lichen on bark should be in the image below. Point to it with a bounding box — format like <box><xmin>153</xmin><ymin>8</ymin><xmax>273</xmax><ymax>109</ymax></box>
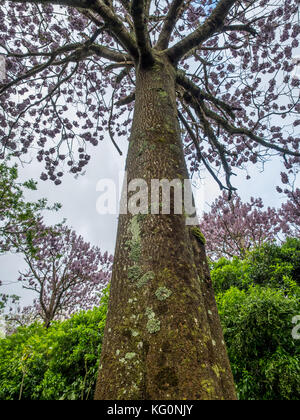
<box><xmin>155</xmin><ymin>286</ymin><xmax>172</xmax><ymax>301</ymax></box>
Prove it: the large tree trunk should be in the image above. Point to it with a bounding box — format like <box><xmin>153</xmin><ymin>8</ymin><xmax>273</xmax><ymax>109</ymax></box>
<box><xmin>94</xmin><ymin>53</ymin><xmax>237</xmax><ymax>400</ymax></box>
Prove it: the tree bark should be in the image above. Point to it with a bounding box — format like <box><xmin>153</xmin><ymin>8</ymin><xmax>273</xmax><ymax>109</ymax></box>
<box><xmin>94</xmin><ymin>52</ymin><xmax>237</xmax><ymax>400</ymax></box>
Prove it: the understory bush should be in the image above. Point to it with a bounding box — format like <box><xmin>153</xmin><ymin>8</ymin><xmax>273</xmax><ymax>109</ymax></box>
<box><xmin>0</xmin><ymin>289</ymin><xmax>108</xmax><ymax>400</ymax></box>
<box><xmin>1</xmin><ymin>240</ymin><xmax>299</xmax><ymax>400</ymax></box>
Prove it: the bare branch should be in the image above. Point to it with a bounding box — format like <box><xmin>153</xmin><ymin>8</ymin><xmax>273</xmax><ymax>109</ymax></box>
<box><xmin>0</xmin><ymin>56</ymin><xmax>57</xmax><ymax>95</ymax></box>
<box><xmin>182</xmin><ymin>91</ymin><xmax>237</xmax><ymax>195</ymax></box>
<box><xmin>2</xmin><ymin>42</ymin><xmax>84</xmax><ymax>59</ymax></box>
<box><xmin>167</xmin><ymin>0</ymin><xmax>238</xmax><ymax>63</ymax></box>
<box><xmin>176</xmin><ymin>71</ymin><xmax>240</xmax><ymax>120</ymax></box>
<box><xmin>105</xmin><ymin>61</ymin><xmax>134</xmax><ymax>72</ymax></box>
<box><xmin>0</xmin><ymin>42</ymin><xmax>124</xmax><ymax>96</ymax></box>
<box><xmin>108</xmin><ymin>87</ymin><xmax>123</xmax><ymax>156</ymax></box>
<box><xmin>116</xmin><ymin>91</ymin><xmax>135</xmax><ymax>106</ymax></box>
<box><xmin>4</xmin><ymin>62</ymin><xmax>78</xmax><ymax>139</ymax></box>
<box><xmin>114</xmin><ymin>65</ymin><xmax>134</xmax><ymax>84</ymax></box>
<box><xmin>119</xmin><ymin>0</ymin><xmax>131</xmax><ymax>13</ymax></box>
<box><xmin>178</xmin><ymin>108</ymin><xmax>227</xmax><ymax>193</ymax></box>
<box><xmin>89</xmin><ymin>44</ymin><xmax>130</xmax><ymax>62</ymax></box>
<box><xmin>221</xmin><ymin>24</ymin><xmax>257</xmax><ymax>37</ymax></box>
<box><xmin>201</xmin><ymin>103</ymin><xmax>300</xmax><ymax>158</ymax></box>
<box><xmin>156</xmin><ymin>0</ymin><xmax>184</xmax><ymax>51</ymax></box>
<box><xmin>131</xmin><ymin>0</ymin><xmax>155</xmax><ymax>67</ymax></box>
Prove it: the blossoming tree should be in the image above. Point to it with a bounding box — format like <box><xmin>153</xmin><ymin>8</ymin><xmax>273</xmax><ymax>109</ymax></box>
<box><xmin>16</xmin><ymin>221</ymin><xmax>112</xmax><ymax>328</ymax></box>
<box><xmin>277</xmin><ymin>173</ymin><xmax>300</xmax><ymax>237</ymax></box>
<box><xmin>0</xmin><ymin>0</ymin><xmax>299</xmax><ymax>400</ymax></box>
<box><xmin>200</xmin><ymin>192</ymin><xmax>282</xmax><ymax>259</ymax></box>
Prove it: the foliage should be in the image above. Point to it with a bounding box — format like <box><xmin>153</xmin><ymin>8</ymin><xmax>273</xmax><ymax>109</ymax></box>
<box><xmin>0</xmin><ymin>160</ymin><xmax>60</xmax><ymax>254</ymax></box>
<box><xmin>217</xmin><ymin>286</ymin><xmax>300</xmax><ymax>400</ymax></box>
<box><xmin>210</xmin><ymin>256</ymin><xmax>251</xmax><ymax>294</ymax></box>
<box><xmin>246</xmin><ymin>238</ymin><xmax>300</xmax><ymax>291</ymax></box>
<box><xmin>1</xmin><ymin>239</ymin><xmax>300</xmax><ymax>400</ymax></box>
<box><xmin>0</xmin><ymin>287</ymin><xmax>109</xmax><ymax>400</ymax></box>
<box><xmin>213</xmin><ymin>239</ymin><xmax>300</xmax><ymax>400</ymax></box>
<box><xmin>0</xmin><ymin>293</ymin><xmax>20</xmax><ymax>312</ymax></box>
<box><xmin>0</xmin><ymin>0</ymin><xmax>299</xmax><ymax>194</ymax></box>
<box><xmin>211</xmin><ymin>238</ymin><xmax>300</xmax><ymax>294</ymax></box>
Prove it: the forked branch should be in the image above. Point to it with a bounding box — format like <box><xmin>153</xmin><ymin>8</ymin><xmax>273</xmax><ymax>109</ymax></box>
<box><xmin>166</xmin><ymin>0</ymin><xmax>238</xmax><ymax>63</ymax></box>
<box><xmin>156</xmin><ymin>0</ymin><xmax>185</xmax><ymax>50</ymax></box>
<box><xmin>131</xmin><ymin>0</ymin><xmax>155</xmax><ymax>67</ymax></box>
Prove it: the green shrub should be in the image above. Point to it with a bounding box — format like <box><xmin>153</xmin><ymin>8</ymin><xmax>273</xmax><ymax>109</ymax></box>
<box><xmin>211</xmin><ymin>239</ymin><xmax>300</xmax><ymax>399</ymax></box>
<box><xmin>0</xmin><ymin>288</ymin><xmax>109</xmax><ymax>400</ymax></box>
<box><xmin>1</xmin><ymin>239</ymin><xmax>300</xmax><ymax>401</ymax></box>
<box><xmin>247</xmin><ymin>238</ymin><xmax>300</xmax><ymax>291</ymax></box>
<box><xmin>217</xmin><ymin>286</ymin><xmax>300</xmax><ymax>400</ymax></box>
<box><xmin>211</xmin><ymin>238</ymin><xmax>300</xmax><ymax>297</ymax></box>
<box><xmin>210</xmin><ymin>256</ymin><xmax>251</xmax><ymax>293</ymax></box>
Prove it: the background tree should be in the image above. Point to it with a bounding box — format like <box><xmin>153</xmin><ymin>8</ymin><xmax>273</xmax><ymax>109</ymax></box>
<box><xmin>200</xmin><ymin>192</ymin><xmax>282</xmax><ymax>259</ymax></box>
<box><xmin>14</xmin><ymin>221</ymin><xmax>112</xmax><ymax>328</ymax></box>
<box><xmin>0</xmin><ymin>286</ymin><xmax>20</xmax><ymax>316</ymax></box>
<box><xmin>0</xmin><ymin>160</ymin><xmax>60</xmax><ymax>254</ymax></box>
<box><xmin>277</xmin><ymin>173</ymin><xmax>300</xmax><ymax>237</ymax></box>
<box><xmin>0</xmin><ymin>287</ymin><xmax>109</xmax><ymax>400</ymax></box>
<box><xmin>0</xmin><ymin>159</ymin><xmax>59</xmax><ymax>317</ymax></box>
<box><xmin>1</xmin><ymin>0</ymin><xmax>299</xmax><ymax>400</ymax></box>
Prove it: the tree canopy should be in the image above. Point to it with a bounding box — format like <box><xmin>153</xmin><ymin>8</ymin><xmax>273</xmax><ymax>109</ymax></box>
<box><xmin>0</xmin><ymin>0</ymin><xmax>299</xmax><ymax>194</ymax></box>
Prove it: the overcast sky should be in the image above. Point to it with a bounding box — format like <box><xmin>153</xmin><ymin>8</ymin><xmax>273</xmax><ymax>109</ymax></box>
<box><xmin>1</xmin><ymin>125</ymin><xmax>297</xmax><ymax>308</ymax></box>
